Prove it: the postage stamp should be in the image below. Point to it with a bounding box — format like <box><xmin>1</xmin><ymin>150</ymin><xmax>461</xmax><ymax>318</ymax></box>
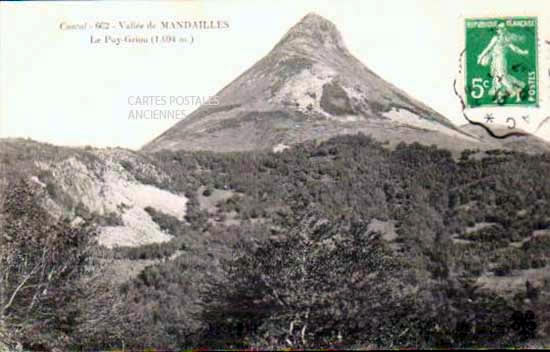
<box><xmin>465</xmin><ymin>17</ymin><xmax>538</xmax><ymax>108</ymax></box>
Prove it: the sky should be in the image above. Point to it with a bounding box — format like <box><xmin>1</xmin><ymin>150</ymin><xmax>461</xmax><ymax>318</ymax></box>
<box><xmin>1</xmin><ymin>0</ymin><xmax>549</xmax><ymax>149</ymax></box>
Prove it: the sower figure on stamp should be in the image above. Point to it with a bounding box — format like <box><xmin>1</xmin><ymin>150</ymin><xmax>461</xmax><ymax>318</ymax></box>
<box><xmin>477</xmin><ymin>22</ymin><xmax>529</xmax><ymax>103</ymax></box>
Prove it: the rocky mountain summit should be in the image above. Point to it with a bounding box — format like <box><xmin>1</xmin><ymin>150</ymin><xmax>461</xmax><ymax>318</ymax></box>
<box><xmin>143</xmin><ymin>13</ymin><xmax>477</xmax><ymax>153</ymax></box>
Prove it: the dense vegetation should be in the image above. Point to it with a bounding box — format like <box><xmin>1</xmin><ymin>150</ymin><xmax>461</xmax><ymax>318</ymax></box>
<box><xmin>0</xmin><ymin>180</ymin><xmax>132</xmax><ymax>351</ymax></box>
<box><xmin>108</xmin><ymin>134</ymin><xmax>549</xmax><ymax>349</ymax></box>
<box><xmin>2</xmin><ymin>134</ymin><xmax>550</xmax><ymax>349</ymax></box>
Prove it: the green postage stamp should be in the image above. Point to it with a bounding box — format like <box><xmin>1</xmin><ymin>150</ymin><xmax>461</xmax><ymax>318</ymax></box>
<box><xmin>465</xmin><ymin>17</ymin><xmax>538</xmax><ymax>108</ymax></box>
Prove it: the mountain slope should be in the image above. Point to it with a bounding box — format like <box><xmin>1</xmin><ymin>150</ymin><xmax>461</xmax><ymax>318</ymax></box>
<box><xmin>142</xmin><ymin>13</ymin><xmax>476</xmax><ymax>153</ymax></box>
<box><xmin>0</xmin><ymin>138</ymin><xmax>188</xmax><ymax>248</ymax></box>
<box><xmin>460</xmin><ymin>123</ymin><xmax>550</xmax><ymax>154</ymax></box>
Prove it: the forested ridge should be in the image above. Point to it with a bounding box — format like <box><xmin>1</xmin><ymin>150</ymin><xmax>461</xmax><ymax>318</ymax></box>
<box><xmin>2</xmin><ymin>134</ymin><xmax>550</xmax><ymax>349</ymax></box>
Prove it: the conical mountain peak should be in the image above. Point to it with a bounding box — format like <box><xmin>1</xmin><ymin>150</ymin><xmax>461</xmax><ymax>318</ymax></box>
<box><xmin>272</xmin><ymin>13</ymin><xmax>347</xmax><ymax>54</ymax></box>
<box><xmin>143</xmin><ymin>13</ymin><xmax>472</xmax><ymax>154</ymax></box>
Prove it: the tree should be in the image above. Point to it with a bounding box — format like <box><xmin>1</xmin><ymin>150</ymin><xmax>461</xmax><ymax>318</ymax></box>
<box><xmin>199</xmin><ymin>211</ymin><xmax>410</xmax><ymax>349</ymax></box>
<box><xmin>0</xmin><ymin>179</ymin><xmax>128</xmax><ymax>350</ymax></box>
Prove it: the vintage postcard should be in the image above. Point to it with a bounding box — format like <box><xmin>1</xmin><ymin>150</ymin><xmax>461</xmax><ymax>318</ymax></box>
<box><xmin>1</xmin><ymin>1</ymin><xmax>550</xmax><ymax>350</ymax></box>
